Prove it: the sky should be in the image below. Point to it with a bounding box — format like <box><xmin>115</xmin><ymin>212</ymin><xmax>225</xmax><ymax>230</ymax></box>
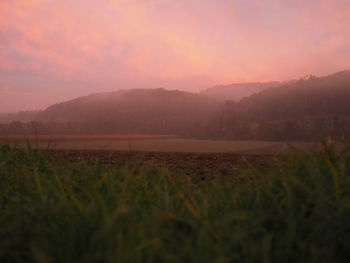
<box><xmin>0</xmin><ymin>0</ymin><xmax>350</xmax><ymax>112</ymax></box>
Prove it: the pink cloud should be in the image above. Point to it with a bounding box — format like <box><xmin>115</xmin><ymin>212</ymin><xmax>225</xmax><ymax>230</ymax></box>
<box><xmin>0</xmin><ymin>0</ymin><xmax>350</xmax><ymax>111</ymax></box>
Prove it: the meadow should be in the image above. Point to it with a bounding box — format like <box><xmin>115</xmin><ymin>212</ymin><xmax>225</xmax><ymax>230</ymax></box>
<box><xmin>1</xmin><ymin>140</ymin><xmax>350</xmax><ymax>262</ymax></box>
<box><xmin>0</xmin><ymin>135</ymin><xmax>313</xmax><ymax>154</ymax></box>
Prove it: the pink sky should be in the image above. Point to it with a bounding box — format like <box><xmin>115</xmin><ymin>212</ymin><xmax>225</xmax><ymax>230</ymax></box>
<box><xmin>1</xmin><ymin>0</ymin><xmax>350</xmax><ymax>112</ymax></box>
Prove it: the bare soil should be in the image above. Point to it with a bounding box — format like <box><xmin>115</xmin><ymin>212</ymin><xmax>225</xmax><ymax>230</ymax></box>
<box><xmin>48</xmin><ymin>149</ymin><xmax>275</xmax><ymax>181</ymax></box>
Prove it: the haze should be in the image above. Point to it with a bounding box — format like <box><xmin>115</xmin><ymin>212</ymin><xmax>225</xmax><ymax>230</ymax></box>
<box><xmin>1</xmin><ymin>0</ymin><xmax>350</xmax><ymax>112</ymax></box>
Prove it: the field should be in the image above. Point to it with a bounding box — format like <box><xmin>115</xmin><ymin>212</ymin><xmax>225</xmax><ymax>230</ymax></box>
<box><xmin>1</xmin><ymin>140</ymin><xmax>350</xmax><ymax>262</ymax></box>
<box><xmin>0</xmin><ymin>134</ymin><xmax>314</xmax><ymax>154</ymax></box>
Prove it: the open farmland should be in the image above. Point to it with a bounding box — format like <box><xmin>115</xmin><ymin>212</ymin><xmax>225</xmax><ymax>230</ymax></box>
<box><xmin>1</xmin><ymin>141</ymin><xmax>350</xmax><ymax>262</ymax></box>
<box><xmin>0</xmin><ymin>135</ymin><xmax>317</xmax><ymax>180</ymax></box>
<box><xmin>0</xmin><ymin>134</ymin><xmax>314</xmax><ymax>154</ymax></box>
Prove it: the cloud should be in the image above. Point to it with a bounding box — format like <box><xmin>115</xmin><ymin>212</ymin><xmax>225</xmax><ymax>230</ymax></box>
<box><xmin>0</xmin><ymin>0</ymin><xmax>350</xmax><ymax>111</ymax></box>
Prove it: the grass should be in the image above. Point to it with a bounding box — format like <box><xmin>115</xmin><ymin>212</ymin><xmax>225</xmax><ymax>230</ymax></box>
<box><xmin>0</xmin><ymin>136</ymin><xmax>313</xmax><ymax>154</ymax></box>
<box><xmin>1</xmin><ymin>141</ymin><xmax>350</xmax><ymax>262</ymax></box>
<box><xmin>0</xmin><ymin>134</ymin><xmax>178</xmax><ymax>141</ymax></box>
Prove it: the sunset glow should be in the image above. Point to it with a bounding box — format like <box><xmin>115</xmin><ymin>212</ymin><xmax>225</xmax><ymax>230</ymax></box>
<box><xmin>1</xmin><ymin>0</ymin><xmax>350</xmax><ymax>111</ymax></box>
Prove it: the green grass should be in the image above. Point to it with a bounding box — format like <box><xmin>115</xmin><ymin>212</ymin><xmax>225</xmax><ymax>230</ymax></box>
<box><xmin>1</xmin><ymin>141</ymin><xmax>350</xmax><ymax>262</ymax></box>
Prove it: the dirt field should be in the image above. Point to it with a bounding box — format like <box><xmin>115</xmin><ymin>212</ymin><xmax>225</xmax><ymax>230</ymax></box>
<box><xmin>0</xmin><ymin>135</ymin><xmax>314</xmax><ymax>155</ymax></box>
<box><xmin>48</xmin><ymin>149</ymin><xmax>274</xmax><ymax>181</ymax></box>
<box><xmin>1</xmin><ymin>135</ymin><xmax>315</xmax><ymax>179</ymax></box>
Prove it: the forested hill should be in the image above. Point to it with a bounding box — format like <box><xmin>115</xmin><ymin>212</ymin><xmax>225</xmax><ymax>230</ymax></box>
<box><xmin>33</xmin><ymin>88</ymin><xmax>219</xmax><ymax>134</ymax></box>
<box><xmin>2</xmin><ymin>71</ymin><xmax>350</xmax><ymax>140</ymax></box>
<box><xmin>232</xmin><ymin>70</ymin><xmax>350</xmax><ymax>121</ymax></box>
<box><xmin>0</xmin><ymin>111</ymin><xmax>39</xmax><ymax>123</ymax></box>
<box><xmin>201</xmin><ymin>82</ymin><xmax>281</xmax><ymax>102</ymax></box>
<box><xmin>218</xmin><ymin>70</ymin><xmax>350</xmax><ymax>140</ymax></box>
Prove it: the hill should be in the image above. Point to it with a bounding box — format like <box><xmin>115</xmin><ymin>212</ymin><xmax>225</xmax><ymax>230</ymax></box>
<box><xmin>201</xmin><ymin>82</ymin><xmax>281</xmax><ymax>102</ymax></box>
<box><xmin>218</xmin><ymin>70</ymin><xmax>350</xmax><ymax>140</ymax></box>
<box><xmin>0</xmin><ymin>111</ymin><xmax>39</xmax><ymax>123</ymax></box>
<box><xmin>2</xmin><ymin>71</ymin><xmax>350</xmax><ymax>141</ymax></box>
<box><xmin>34</xmin><ymin>88</ymin><xmax>219</xmax><ymax>135</ymax></box>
